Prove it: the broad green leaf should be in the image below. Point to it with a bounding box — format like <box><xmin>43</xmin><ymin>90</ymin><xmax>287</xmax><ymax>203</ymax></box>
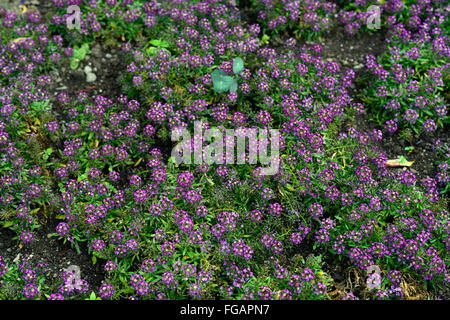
<box><xmin>211</xmin><ymin>69</ymin><xmax>233</xmax><ymax>93</ymax></box>
<box><xmin>232</xmin><ymin>57</ymin><xmax>244</xmax><ymax>75</ymax></box>
<box><xmin>150</xmin><ymin>39</ymin><xmax>169</xmax><ymax>48</ymax></box>
<box><xmin>74</xmin><ymin>48</ymin><xmax>86</xmax><ymax>60</ymax></box>
<box><xmin>150</xmin><ymin>39</ymin><xmax>162</xmax><ymax>47</ymax></box>
<box><xmin>229</xmin><ymin>78</ymin><xmax>238</xmax><ymax>93</ymax></box>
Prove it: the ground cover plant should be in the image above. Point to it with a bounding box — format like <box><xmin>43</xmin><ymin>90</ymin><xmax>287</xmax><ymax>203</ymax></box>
<box><xmin>0</xmin><ymin>0</ymin><xmax>448</xmax><ymax>301</ymax></box>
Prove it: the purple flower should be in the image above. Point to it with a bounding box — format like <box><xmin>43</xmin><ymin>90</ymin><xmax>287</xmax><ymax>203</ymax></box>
<box><xmin>308</xmin><ymin>203</ymin><xmax>324</xmax><ymax>219</ymax></box>
<box><xmin>56</xmin><ymin>222</ymin><xmax>70</xmax><ymax>237</ymax></box>
<box><xmin>384</xmin><ymin>119</ymin><xmax>398</xmax><ymax>133</ymax></box>
<box><xmin>92</xmin><ymin>239</ymin><xmax>106</xmax><ymax>252</ymax></box>
<box><xmin>104</xmin><ymin>261</ymin><xmax>118</xmax><ymax>273</ymax></box>
<box><xmin>20</xmin><ymin>231</ymin><xmax>34</xmax><ymax>244</ymax></box>
<box><xmin>423</xmin><ymin>119</ymin><xmax>436</xmax><ymax>132</ymax></box>
<box><xmin>23</xmin><ymin>284</ymin><xmax>40</xmax><ymax>299</ymax></box>
<box><xmin>47</xmin><ymin>293</ymin><xmax>65</xmax><ymax>300</ymax></box>
<box><xmin>99</xmin><ymin>282</ymin><xmax>114</xmax><ymax>299</ymax></box>
<box><xmin>269</xmin><ymin>203</ymin><xmax>282</xmax><ymax>216</ymax></box>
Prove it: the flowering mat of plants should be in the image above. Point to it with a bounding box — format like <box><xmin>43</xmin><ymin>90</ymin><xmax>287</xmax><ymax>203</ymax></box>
<box><xmin>0</xmin><ymin>0</ymin><xmax>448</xmax><ymax>301</ymax></box>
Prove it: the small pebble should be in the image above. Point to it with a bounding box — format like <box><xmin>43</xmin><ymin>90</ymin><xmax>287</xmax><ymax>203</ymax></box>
<box><xmin>86</xmin><ymin>72</ymin><xmax>97</xmax><ymax>83</ymax></box>
<box><xmin>83</xmin><ymin>66</ymin><xmax>92</xmax><ymax>74</ymax></box>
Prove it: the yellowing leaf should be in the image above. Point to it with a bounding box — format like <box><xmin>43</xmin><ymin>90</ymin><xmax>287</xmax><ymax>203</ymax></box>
<box><xmin>134</xmin><ymin>158</ymin><xmax>143</xmax><ymax>167</ymax></box>
<box><xmin>11</xmin><ymin>37</ymin><xmax>30</xmax><ymax>43</ymax></box>
<box><xmin>386</xmin><ymin>157</ymin><xmax>414</xmax><ymax>167</ymax></box>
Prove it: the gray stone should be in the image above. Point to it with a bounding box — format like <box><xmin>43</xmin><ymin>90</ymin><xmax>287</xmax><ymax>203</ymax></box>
<box><xmin>83</xmin><ymin>65</ymin><xmax>92</xmax><ymax>74</ymax></box>
<box><xmin>86</xmin><ymin>72</ymin><xmax>97</xmax><ymax>83</ymax></box>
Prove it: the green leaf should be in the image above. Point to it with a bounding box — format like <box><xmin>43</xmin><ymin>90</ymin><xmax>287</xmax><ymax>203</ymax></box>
<box><xmin>150</xmin><ymin>39</ymin><xmax>161</xmax><ymax>46</ymax></box>
<box><xmin>146</xmin><ymin>46</ymin><xmax>156</xmax><ymax>55</ymax></box>
<box><xmin>232</xmin><ymin>57</ymin><xmax>244</xmax><ymax>75</ymax></box>
<box><xmin>150</xmin><ymin>39</ymin><xmax>169</xmax><ymax>48</ymax></box>
<box><xmin>205</xmin><ymin>176</ymin><xmax>215</xmax><ymax>186</ymax></box>
<box><xmin>399</xmin><ymin>156</ymin><xmax>408</xmax><ymax>165</ymax></box>
<box><xmin>229</xmin><ymin>78</ymin><xmax>238</xmax><ymax>93</ymax></box>
<box><xmin>81</xmin><ymin>43</ymin><xmax>90</xmax><ymax>52</ymax></box>
<box><xmin>2</xmin><ymin>221</ymin><xmax>14</xmax><ymax>228</ymax></box>
<box><xmin>261</xmin><ymin>34</ymin><xmax>270</xmax><ymax>45</ymax></box>
<box><xmin>70</xmin><ymin>59</ymin><xmax>80</xmax><ymax>70</ymax></box>
<box><xmin>74</xmin><ymin>48</ymin><xmax>86</xmax><ymax>60</ymax></box>
<box><xmin>77</xmin><ymin>173</ymin><xmax>88</xmax><ymax>182</ymax></box>
<box><xmin>211</xmin><ymin>69</ymin><xmax>234</xmax><ymax>93</ymax></box>
<box><xmin>103</xmin><ymin>181</ymin><xmax>117</xmax><ymax>193</ymax></box>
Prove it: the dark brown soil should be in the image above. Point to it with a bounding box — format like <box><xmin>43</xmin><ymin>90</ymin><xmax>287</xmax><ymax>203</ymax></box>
<box><xmin>0</xmin><ymin>221</ymin><xmax>105</xmax><ymax>295</ymax></box>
